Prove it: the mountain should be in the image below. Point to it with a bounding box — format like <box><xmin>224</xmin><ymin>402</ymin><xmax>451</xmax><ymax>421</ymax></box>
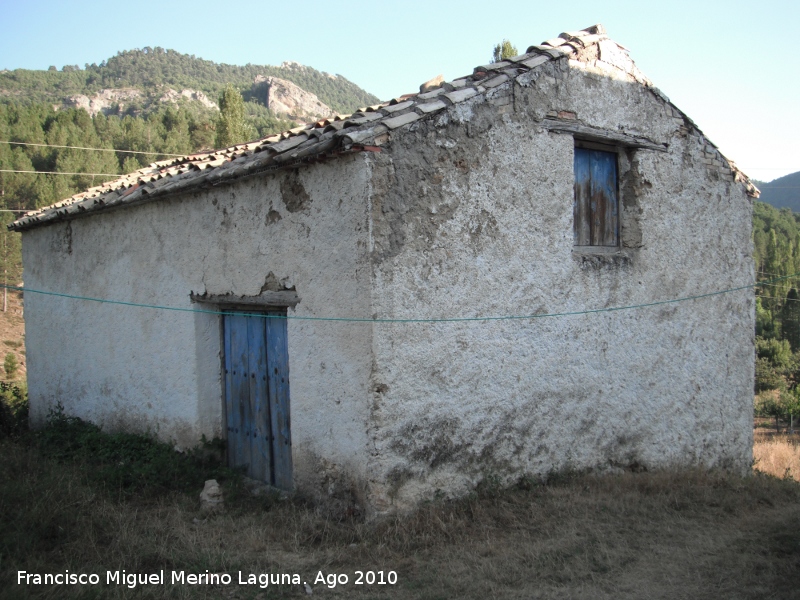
<box><xmin>0</xmin><ymin>49</ymin><xmax>381</xmax><ymax>218</ymax></box>
<box><xmin>753</xmin><ymin>171</ymin><xmax>800</xmax><ymax>213</ymax></box>
<box><xmin>0</xmin><ymin>47</ymin><xmax>380</xmax><ymax>122</ymax></box>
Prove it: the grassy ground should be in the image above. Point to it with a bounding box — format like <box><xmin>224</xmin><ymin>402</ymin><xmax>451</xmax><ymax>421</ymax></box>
<box><xmin>2</xmin><ymin>422</ymin><xmax>800</xmax><ymax>600</ymax></box>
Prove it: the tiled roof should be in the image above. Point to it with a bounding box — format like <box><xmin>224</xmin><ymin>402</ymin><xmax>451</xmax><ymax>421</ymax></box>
<box><xmin>10</xmin><ymin>25</ymin><xmax>757</xmax><ymax>232</ymax></box>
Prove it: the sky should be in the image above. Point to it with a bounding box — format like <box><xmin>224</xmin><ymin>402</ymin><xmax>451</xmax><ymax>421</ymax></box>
<box><xmin>0</xmin><ymin>0</ymin><xmax>797</xmax><ymax>183</ymax></box>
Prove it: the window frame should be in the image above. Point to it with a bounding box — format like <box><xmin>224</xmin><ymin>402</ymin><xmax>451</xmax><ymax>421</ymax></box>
<box><xmin>573</xmin><ymin>139</ymin><xmax>621</xmax><ymax>250</ymax></box>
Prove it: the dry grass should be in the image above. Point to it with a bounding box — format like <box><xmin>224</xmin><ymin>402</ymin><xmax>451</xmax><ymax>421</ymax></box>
<box><xmin>754</xmin><ymin>431</ymin><xmax>800</xmax><ymax>480</ymax></box>
<box><xmin>0</xmin><ymin>288</ymin><xmax>26</xmax><ymax>380</ymax></box>
<box><xmin>2</xmin><ymin>438</ymin><xmax>800</xmax><ymax>600</ymax></box>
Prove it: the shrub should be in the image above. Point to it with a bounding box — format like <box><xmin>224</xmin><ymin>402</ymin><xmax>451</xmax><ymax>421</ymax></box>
<box><xmin>755</xmin><ymin>357</ymin><xmax>788</xmax><ymax>393</ymax></box>
<box><xmin>755</xmin><ymin>388</ymin><xmax>800</xmax><ymax>421</ymax></box>
<box><xmin>3</xmin><ymin>352</ymin><xmax>18</xmax><ymax>379</ymax></box>
<box><xmin>0</xmin><ymin>381</ymin><xmax>28</xmax><ymax>438</ymax></box>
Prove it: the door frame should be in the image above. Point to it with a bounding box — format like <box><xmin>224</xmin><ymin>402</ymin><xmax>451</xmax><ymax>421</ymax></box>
<box><xmin>190</xmin><ymin>291</ymin><xmax>298</xmax><ymax>489</ymax></box>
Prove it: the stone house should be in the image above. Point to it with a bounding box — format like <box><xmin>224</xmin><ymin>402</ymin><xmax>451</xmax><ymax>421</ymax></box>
<box><xmin>12</xmin><ymin>25</ymin><xmax>757</xmax><ymax>514</ymax></box>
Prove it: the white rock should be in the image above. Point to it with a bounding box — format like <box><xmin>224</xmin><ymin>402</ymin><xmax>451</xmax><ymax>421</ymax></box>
<box><xmin>199</xmin><ymin>479</ymin><xmax>224</xmax><ymax>511</ymax></box>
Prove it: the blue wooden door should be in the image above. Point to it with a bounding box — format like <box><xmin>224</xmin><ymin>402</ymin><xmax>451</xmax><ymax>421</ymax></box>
<box><xmin>223</xmin><ymin>311</ymin><xmax>292</xmax><ymax>489</ymax></box>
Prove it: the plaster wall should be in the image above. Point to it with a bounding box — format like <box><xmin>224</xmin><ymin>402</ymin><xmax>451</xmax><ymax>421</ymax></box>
<box><xmin>363</xmin><ymin>58</ymin><xmax>754</xmax><ymax>511</ymax></box>
<box><xmin>21</xmin><ymin>155</ymin><xmax>376</xmax><ymax>499</ymax></box>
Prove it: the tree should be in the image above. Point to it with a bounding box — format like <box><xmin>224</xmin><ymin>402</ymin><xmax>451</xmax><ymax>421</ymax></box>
<box><xmin>756</xmin><ymin>297</ymin><xmax>779</xmax><ymax>339</ymax></box>
<box><xmin>781</xmin><ymin>288</ymin><xmax>800</xmax><ymax>351</ymax></box>
<box><xmin>3</xmin><ymin>353</ymin><xmax>17</xmax><ymax>379</ymax></box>
<box><xmin>492</xmin><ymin>40</ymin><xmax>518</xmax><ymax>63</ymax></box>
<box><xmin>755</xmin><ymin>337</ymin><xmax>794</xmax><ymax>393</ymax></box>
<box><xmin>215</xmin><ymin>84</ymin><xmax>254</xmax><ymax>148</ymax></box>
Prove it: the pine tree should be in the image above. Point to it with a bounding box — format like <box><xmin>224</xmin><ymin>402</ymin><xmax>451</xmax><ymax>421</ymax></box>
<box><xmin>215</xmin><ymin>84</ymin><xmax>254</xmax><ymax>148</ymax></box>
<box><xmin>3</xmin><ymin>352</ymin><xmax>17</xmax><ymax>379</ymax></box>
<box><xmin>492</xmin><ymin>40</ymin><xmax>518</xmax><ymax>63</ymax></box>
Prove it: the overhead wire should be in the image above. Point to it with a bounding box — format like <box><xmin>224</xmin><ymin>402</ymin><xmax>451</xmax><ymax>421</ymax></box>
<box><xmin>757</xmin><ymin>281</ymin><xmax>797</xmax><ymax>289</ymax></box>
<box><xmin>757</xmin><ymin>295</ymin><xmax>800</xmax><ymax>304</ymax></box>
<box><xmin>0</xmin><ymin>169</ymin><xmax>120</xmax><ymax>177</ymax></box>
<box><xmin>1</xmin><ymin>271</ymin><xmax>796</xmax><ymax>324</ymax></box>
<box><xmin>0</xmin><ymin>140</ymin><xmax>186</xmax><ymax>157</ymax></box>
<box><xmin>0</xmin><ymin>139</ymin><xmax>188</xmax><ymax>179</ymax></box>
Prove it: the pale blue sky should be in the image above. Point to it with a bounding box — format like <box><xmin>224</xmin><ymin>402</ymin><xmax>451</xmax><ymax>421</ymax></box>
<box><xmin>0</xmin><ymin>0</ymin><xmax>796</xmax><ymax>182</ymax></box>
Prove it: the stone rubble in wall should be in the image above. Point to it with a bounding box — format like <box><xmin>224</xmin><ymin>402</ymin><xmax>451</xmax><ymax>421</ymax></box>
<box><xmin>10</xmin><ymin>24</ymin><xmax>759</xmax><ymax>232</ymax></box>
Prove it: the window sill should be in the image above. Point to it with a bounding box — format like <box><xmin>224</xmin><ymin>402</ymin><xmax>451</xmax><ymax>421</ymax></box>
<box><xmin>572</xmin><ymin>245</ymin><xmax>623</xmax><ymax>255</ymax></box>
<box><xmin>572</xmin><ymin>245</ymin><xmax>632</xmax><ymax>267</ymax></box>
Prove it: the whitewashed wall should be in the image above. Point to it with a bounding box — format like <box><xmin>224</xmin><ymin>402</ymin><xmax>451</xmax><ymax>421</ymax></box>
<box><xmin>22</xmin><ymin>155</ymin><xmax>376</xmax><ymax>501</ymax></box>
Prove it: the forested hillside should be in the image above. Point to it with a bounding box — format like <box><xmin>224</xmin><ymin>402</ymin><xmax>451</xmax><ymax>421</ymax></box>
<box><xmin>0</xmin><ymin>47</ymin><xmax>380</xmax><ymax>116</ymax></box>
<box><xmin>0</xmin><ymin>99</ymin><xmax>223</xmax><ymax>289</ymax></box>
<box><xmin>752</xmin><ymin>201</ymin><xmax>800</xmax><ymax>418</ymax></box>
<box><xmin>0</xmin><ymin>101</ymin><xmax>223</xmax><ymax>212</ymax></box>
<box><xmin>754</xmin><ymin>171</ymin><xmax>800</xmax><ymax>213</ymax></box>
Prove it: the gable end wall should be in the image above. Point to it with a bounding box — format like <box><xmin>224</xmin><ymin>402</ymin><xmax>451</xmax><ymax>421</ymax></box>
<box><xmin>362</xmin><ymin>58</ymin><xmax>754</xmax><ymax>512</ymax></box>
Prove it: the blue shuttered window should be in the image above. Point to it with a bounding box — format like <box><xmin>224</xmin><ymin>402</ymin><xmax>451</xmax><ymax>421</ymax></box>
<box><xmin>573</xmin><ymin>146</ymin><xmax>619</xmax><ymax>247</ymax></box>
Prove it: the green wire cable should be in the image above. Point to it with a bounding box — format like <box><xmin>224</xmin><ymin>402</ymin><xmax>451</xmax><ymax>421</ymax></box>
<box><xmin>0</xmin><ymin>272</ymin><xmax>791</xmax><ymax>324</ymax></box>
